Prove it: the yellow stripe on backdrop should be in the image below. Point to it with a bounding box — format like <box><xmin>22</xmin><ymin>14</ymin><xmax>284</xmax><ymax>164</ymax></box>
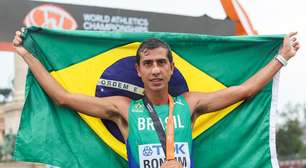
<box><xmin>50</xmin><ymin>42</ymin><xmax>242</xmax><ymax>160</ymax></box>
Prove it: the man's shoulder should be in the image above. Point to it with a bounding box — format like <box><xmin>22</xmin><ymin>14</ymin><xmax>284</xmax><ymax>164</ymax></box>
<box><xmin>102</xmin><ymin>95</ymin><xmax>131</xmax><ymax>110</ymax></box>
<box><xmin>180</xmin><ymin>92</ymin><xmax>191</xmax><ymax>102</ymax></box>
<box><xmin>104</xmin><ymin>96</ymin><xmax>131</xmax><ymax>120</ymax></box>
<box><xmin>179</xmin><ymin>92</ymin><xmax>200</xmax><ymax>114</ymax></box>
<box><xmin>180</xmin><ymin>91</ymin><xmax>204</xmax><ymax>102</ymax></box>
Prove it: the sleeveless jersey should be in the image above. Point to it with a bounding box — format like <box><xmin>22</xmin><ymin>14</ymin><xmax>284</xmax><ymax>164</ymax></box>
<box><xmin>127</xmin><ymin>96</ymin><xmax>193</xmax><ymax>168</ymax></box>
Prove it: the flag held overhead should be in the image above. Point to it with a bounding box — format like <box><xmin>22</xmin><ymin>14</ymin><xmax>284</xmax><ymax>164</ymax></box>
<box><xmin>14</xmin><ymin>26</ymin><xmax>283</xmax><ymax>168</ymax></box>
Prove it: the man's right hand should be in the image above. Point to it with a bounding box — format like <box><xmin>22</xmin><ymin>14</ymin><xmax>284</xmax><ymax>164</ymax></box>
<box><xmin>12</xmin><ymin>30</ymin><xmax>30</xmax><ymax>58</ymax></box>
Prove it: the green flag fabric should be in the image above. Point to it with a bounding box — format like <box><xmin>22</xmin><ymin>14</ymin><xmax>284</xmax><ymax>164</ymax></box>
<box><xmin>14</xmin><ymin>26</ymin><xmax>283</xmax><ymax>168</ymax></box>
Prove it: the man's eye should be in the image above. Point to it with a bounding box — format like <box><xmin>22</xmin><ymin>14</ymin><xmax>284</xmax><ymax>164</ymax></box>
<box><xmin>158</xmin><ymin>60</ymin><xmax>166</xmax><ymax>65</ymax></box>
<box><xmin>143</xmin><ymin>61</ymin><xmax>152</xmax><ymax>66</ymax></box>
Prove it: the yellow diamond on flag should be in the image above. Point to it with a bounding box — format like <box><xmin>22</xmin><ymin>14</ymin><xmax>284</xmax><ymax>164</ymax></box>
<box><xmin>51</xmin><ymin>42</ymin><xmax>242</xmax><ymax>160</ymax></box>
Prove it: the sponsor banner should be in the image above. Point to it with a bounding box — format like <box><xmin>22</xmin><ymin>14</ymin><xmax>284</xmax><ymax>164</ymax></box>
<box><xmin>0</xmin><ymin>0</ymin><xmax>235</xmax><ymax>44</ymax></box>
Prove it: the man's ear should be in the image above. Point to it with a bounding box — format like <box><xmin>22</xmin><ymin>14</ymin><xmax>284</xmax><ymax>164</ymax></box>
<box><xmin>135</xmin><ymin>64</ymin><xmax>141</xmax><ymax>77</ymax></box>
<box><xmin>170</xmin><ymin>62</ymin><xmax>175</xmax><ymax>75</ymax></box>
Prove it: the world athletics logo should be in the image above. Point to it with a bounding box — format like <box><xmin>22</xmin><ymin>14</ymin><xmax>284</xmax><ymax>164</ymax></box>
<box><xmin>24</xmin><ymin>4</ymin><xmax>78</xmax><ymax>30</ymax></box>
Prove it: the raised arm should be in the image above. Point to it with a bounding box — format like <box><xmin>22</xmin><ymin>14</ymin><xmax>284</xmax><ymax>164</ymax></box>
<box><xmin>185</xmin><ymin>32</ymin><xmax>300</xmax><ymax>119</ymax></box>
<box><xmin>12</xmin><ymin>30</ymin><xmax>130</xmax><ymax>121</ymax></box>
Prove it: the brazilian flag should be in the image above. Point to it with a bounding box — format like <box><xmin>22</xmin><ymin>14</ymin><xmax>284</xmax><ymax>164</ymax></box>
<box><xmin>14</xmin><ymin>26</ymin><xmax>283</xmax><ymax>168</ymax></box>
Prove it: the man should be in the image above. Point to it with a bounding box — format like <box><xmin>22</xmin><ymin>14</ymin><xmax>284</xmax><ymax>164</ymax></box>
<box><xmin>13</xmin><ymin>30</ymin><xmax>299</xmax><ymax>168</ymax></box>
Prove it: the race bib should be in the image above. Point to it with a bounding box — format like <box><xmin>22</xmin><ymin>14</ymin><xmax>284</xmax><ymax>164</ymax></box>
<box><xmin>138</xmin><ymin>142</ymin><xmax>190</xmax><ymax>168</ymax></box>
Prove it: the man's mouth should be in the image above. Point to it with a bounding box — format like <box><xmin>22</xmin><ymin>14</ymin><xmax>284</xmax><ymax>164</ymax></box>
<box><xmin>150</xmin><ymin>78</ymin><xmax>162</xmax><ymax>82</ymax></box>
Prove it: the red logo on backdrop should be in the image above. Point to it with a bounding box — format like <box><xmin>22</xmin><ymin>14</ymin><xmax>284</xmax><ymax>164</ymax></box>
<box><xmin>24</xmin><ymin>4</ymin><xmax>78</xmax><ymax>30</ymax></box>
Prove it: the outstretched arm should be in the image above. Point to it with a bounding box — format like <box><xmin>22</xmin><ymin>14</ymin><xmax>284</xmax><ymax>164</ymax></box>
<box><xmin>185</xmin><ymin>32</ymin><xmax>300</xmax><ymax>119</ymax></box>
<box><xmin>12</xmin><ymin>30</ymin><xmax>130</xmax><ymax>121</ymax></box>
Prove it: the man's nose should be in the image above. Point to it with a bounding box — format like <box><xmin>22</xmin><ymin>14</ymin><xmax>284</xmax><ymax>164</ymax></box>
<box><xmin>152</xmin><ymin>63</ymin><xmax>160</xmax><ymax>75</ymax></box>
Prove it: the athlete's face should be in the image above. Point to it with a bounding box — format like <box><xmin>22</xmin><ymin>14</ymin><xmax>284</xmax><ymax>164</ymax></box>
<box><xmin>136</xmin><ymin>47</ymin><xmax>174</xmax><ymax>93</ymax></box>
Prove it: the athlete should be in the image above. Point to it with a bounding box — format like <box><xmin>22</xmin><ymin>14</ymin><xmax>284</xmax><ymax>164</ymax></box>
<box><xmin>13</xmin><ymin>30</ymin><xmax>299</xmax><ymax>168</ymax></box>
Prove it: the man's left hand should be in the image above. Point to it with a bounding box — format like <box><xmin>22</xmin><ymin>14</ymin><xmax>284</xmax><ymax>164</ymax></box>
<box><xmin>279</xmin><ymin>32</ymin><xmax>300</xmax><ymax>60</ymax></box>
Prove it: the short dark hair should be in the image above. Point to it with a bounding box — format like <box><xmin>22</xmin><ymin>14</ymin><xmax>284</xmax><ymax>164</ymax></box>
<box><xmin>136</xmin><ymin>38</ymin><xmax>173</xmax><ymax>65</ymax></box>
